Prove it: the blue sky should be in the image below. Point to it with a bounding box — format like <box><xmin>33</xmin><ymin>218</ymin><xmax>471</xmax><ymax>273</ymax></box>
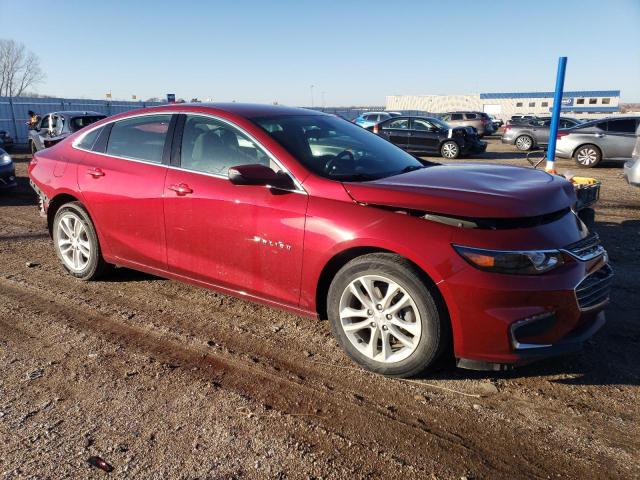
<box><xmin>1</xmin><ymin>0</ymin><xmax>639</xmax><ymax>104</ymax></box>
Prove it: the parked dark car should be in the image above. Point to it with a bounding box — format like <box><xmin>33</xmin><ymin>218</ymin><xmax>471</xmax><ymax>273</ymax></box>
<box><xmin>556</xmin><ymin>116</ymin><xmax>640</xmax><ymax>167</ymax></box>
<box><xmin>0</xmin><ymin>130</ymin><xmax>15</xmax><ymax>152</ymax></box>
<box><xmin>368</xmin><ymin>116</ymin><xmax>487</xmax><ymax>159</ymax></box>
<box><xmin>0</xmin><ymin>148</ymin><xmax>16</xmax><ymax>190</ymax></box>
<box><xmin>502</xmin><ymin>117</ymin><xmax>582</xmax><ymax>151</ymax></box>
<box><xmin>28</xmin><ymin>111</ymin><xmax>106</xmax><ymax>154</ymax></box>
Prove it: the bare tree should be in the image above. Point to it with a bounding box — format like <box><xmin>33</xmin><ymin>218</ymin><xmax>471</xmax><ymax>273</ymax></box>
<box><xmin>0</xmin><ymin>39</ymin><xmax>45</xmax><ymax>97</ymax></box>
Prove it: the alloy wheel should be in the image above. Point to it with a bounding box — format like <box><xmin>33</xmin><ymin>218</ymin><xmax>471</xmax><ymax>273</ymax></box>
<box><xmin>515</xmin><ymin>136</ymin><xmax>532</xmax><ymax>151</ymax></box>
<box><xmin>576</xmin><ymin>148</ymin><xmax>598</xmax><ymax>166</ymax></box>
<box><xmin>442</xmin><ymin>142</ymin><xmax>458</xmax><ymax>159</ymax></box>
<box><xmin>338</xmin><ymin>275</ymin><xmax>422</xmax><ymax>363</ymax></box>
<box><xmin>56</xmin><ymin>212</ymin><xmax>91</xmax><ymax>272</ymax></box>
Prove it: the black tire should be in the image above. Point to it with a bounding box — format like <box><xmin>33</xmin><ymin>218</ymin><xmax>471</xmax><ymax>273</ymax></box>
<box><xmin>574</xmin><ymin>144</ymin><xmax>602</xmax><ymax>168</ymax></box>
<box><xmin>440</xmin><ymin>140</ymin><xmax>460</xmax><ymax>159</ymax></box>
<box><xmin>52</xmin><ymin>201</ymin><xmax>111</xmax><ymax>280</ymax></box>
<box><xmin>327</xmin><ymin>253</ymin><xmax>447</xmax><ymax>378</ymax></box>
<box><xmin>515</xmin><ymin>135</ymin><xmax>534</xmax><ymax>151</ymax></box>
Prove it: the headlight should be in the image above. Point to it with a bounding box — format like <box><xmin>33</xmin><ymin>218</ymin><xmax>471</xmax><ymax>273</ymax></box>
<box><xmin>453</xmin><ymin>245</ymin><xmax>564</xmax><ymax>275</ymax></box>
<box><xmin>0</xmin><ymin>153</ymin><xmax>11</xmax><ymax>165</ymax></box>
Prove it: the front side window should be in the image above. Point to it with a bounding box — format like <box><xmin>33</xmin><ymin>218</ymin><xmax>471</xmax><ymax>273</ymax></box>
<box><xmin>253</xmin><ymin>114</ymin><xmax>424</xmax><ymax>181</ymax></box>
<box><xmin>106</xmin><ymin>114</ymin><xmax>170</xmax><ymax>163</ymax></box>
<box><xmin>412</xmin><ymin>119</ymin><xmax>439</xmax><ymax>131</ymax></box>
<box><xmin>450</xmin><ymin>113</ymin><xmax>463</xmax><ymax>121</ymax></box>
<box><xmin>180</xmin><ymin>115</ymin><xmax>272</xmax><ymax>176</ymax></box>
<box><xmin>465</xmin><ymin>113</ymin><xmax>477</xmax><ymax>119</ymax></box>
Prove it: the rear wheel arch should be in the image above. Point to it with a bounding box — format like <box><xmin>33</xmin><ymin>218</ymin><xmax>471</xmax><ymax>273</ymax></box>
<box><xmin>47</xmin><ymin>193</ymin><xmax>82</xmax><ymax>235</ymax></box>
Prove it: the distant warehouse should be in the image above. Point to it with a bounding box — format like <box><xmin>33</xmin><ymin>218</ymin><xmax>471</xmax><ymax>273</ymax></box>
<box><xmin>386</xmin><ymin>90</ymin><xmax>621</xmax><ymax>120</ymax></box>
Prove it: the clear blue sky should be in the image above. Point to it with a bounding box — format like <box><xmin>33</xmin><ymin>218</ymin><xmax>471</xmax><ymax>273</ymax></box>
<box><xmin>1</xmin><ymin>0</ymin><xmax>639</xmax><ymax>105</ymax></box>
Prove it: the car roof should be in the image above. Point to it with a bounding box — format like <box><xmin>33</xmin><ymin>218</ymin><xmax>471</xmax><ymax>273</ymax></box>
<box><xmin>153</xmin><ymin>103</ymin><xmax>325</xmax><ymax>118</ymax></box>
<box><xmin>48</xmin><ymin>111</ymin><xmax>106</xmax><ymax>117</ymax></box>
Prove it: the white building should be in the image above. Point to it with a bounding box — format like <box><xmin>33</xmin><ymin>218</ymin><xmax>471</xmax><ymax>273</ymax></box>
<box><xmin>386</xmin><ymin>90</ymin><xmax>621</xmax><ymax>120</ymax></box>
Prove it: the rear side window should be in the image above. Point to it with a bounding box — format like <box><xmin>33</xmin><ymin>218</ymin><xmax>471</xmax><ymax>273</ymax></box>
<box><xmin>384</xmin><ymin>119</ymin><xmax>409</xmax><ymax>129</ymax></box>
<box><xmin>77</xmin><ymin>127</ymin><xmax>103</xmax><ymax>150</ymax></box>
<box><xmin>465</xmin><ymin>113</ymin><xmax>477</xmax><ymax>119</ymax></box>
<box><xmin>606</xmin><ymin>119</ymin><xmax>637</xmax><ymax>133</ymax></box>
<box><xmin>106</xmin><ymin>115</ymin><xmax>171</xmax><ymax>163</ymax></box>
<box><xmin>69</xmin><ymin>115</ymin><xmax>106</xmax><ymax>132</ymax></box>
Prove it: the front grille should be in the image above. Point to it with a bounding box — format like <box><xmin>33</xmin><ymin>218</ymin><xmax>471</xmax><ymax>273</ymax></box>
<box><xmin>563</xmin><ymin>233</ymin><xmax>604</xmax><ymax>261</ymax></box>
<box><xmin>575</xmin><ymin>264</ymin><xmax>613</xmax><ymax>311</ymax></box>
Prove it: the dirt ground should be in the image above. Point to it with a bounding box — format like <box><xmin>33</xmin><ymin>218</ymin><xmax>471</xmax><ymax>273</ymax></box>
<box><xmin>1</xmin><ymin>140</ymin><xmax>638</xmax><ymax>479</ymax></box>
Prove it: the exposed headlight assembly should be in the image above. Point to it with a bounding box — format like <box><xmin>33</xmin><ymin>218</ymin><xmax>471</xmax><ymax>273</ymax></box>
<box><xmin>453</xmin><ymin>245</ymin><xmax>564</xmax><ymax>275</ymax></box>
<box><xmin>0</xmin><ymin>153</ymin><xmax>11</xmax><ymax>166</ymax></box>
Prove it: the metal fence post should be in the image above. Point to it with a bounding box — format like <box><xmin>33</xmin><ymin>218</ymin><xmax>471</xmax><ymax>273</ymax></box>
<box><xmin>8</xmin><ymin>97</ymin><xmax>19</xmax><ymax>144</ymax></box>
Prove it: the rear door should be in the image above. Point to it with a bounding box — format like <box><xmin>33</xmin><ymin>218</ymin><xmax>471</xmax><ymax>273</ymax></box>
<box><xmin>77</xmin><ymin>114</ymin><xmax>174</xmax><ymax>270</ymax></box>
<box><xmin>378</xmin><ymin>118</ymin><xmax>410</xmax><ymax>149</ymax></box>
<box><xmin>602</xmin><ymin>119</ymin><xmax>638</xmax><ymax>159</ymax></box>
<box><xmin>408</xmin><ymin>118</ymin><xmax>441</xmax><ymax>152</ymax></box>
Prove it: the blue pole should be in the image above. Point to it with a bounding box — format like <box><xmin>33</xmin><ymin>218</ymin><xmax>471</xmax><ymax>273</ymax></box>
<box><xmin>546</xmin><ymin>56</ymin><xmax>568</xmax><ymax>173</ymax></box>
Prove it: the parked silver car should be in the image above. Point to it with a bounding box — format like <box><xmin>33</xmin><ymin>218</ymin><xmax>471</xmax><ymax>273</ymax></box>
<box><xmin>623</xmin><ymin>124</ymin><xmax>640</xmax><ymax>186</ymax></box>
<box><xmin>440</xmin><ymin>112</ymin><xmax>495</xmax><ymax>137</ymax></box>
<box><xmin>555</xmin><ymin>116</ymin><xmax>640</xmax><ymax>168</ymax></box>
<box><xmin>502</xmin><ymin>117</ymin><xmax>581</xmax><ymax>151</ymax></box>
<box><xmin>28</xmin><ymin>111</ymin><xmax>106</xmax><ymax>153</ymax></box>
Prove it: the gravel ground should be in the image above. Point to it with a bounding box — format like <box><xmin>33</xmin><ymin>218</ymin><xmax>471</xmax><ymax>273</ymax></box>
<box><xmin>0</xmin><ymin>140</ymin><xmax>638</xmax><ymax>479</ymax></box>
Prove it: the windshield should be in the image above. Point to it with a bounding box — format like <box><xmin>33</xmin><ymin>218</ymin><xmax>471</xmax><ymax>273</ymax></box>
<box><xmin>69</xmin><ymin>115</ymin><xmax>106</xmax><ymax>132</ymax></box>
<box><xmin>253</xmin><ymin>114</ymin><xmax>424</xmax><ymax>181</ymax></box>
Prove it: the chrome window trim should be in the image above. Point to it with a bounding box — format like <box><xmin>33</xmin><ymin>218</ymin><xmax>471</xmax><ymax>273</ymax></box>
<box><xmin>71</xmin><ymin>110</ymin><xmax>307</xmax><ymax>194</ymax></box>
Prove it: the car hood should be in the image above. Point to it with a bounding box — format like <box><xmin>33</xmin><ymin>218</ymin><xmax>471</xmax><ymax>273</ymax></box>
<box><xmin>343</xmin><ymin>164</ymin><xmax>576</xmax><ymax>218</ymax></box>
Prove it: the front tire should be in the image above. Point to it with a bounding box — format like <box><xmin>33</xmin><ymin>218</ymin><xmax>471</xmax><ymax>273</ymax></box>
<box><xmin>52</xmin><ymin>202</ymin><xmax>110</xmax><ymax>280</ymax></box>
<box><xmin>327</xmin><ymin>253</ymin><xmax>446</xmax><ymax>378</ymax></box>
<box><xmin>574</xmin><ymin>144</ymin><xmax>602</xmax><ymax>168</ymax></box>
<box><xmin>515</xmin><ymin>135</ymin><xmax>533</xmax><ymax>151</ymax></box>
<box><xmin>440</xmin><ymin>141</ymin><xmax>460</xmax><ymax>159</ymax></box>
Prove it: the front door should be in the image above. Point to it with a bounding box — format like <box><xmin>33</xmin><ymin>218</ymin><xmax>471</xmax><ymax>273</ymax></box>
<box><xmin>603</xmin><ymin>119</ymin><xmax>638</xmax><ymax>159</ymax></box>
<box><xmin>163</xmin><ymin>114</ymin><xmax>308</xmax><ymax>306</ymax></box>
<box><xmin>77</xmin><ymin>114</ymin><xmax>173</xmax><ymax>270</ymax></box>
<box><xmin>408</xmin><ymin>118</ymin><xmax>441</xmax><ymax>152</ymax></box>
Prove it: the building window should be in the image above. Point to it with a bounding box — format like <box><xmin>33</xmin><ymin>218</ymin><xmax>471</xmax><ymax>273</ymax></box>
<box><xmin>589</xmin><ymin>98</ymin><xmax>597</xmax><ymax>104</ymax></box>
<box><xmin>541</xmin><ymin>101</ymin><xmax>548</xmax><ymax>107</ymax></box>
<box><xmin>602</xmin><ymin>98</ymin><xmax>610</xmax><ymax>104</ymax></box>
<box><xmin>529</xmin><ymin>102</ymin><xmax>535</xmax><ymax>107</ymax></box>
<box><xmin>577</xmin><ymin>98</ymin><xmax>585</xmax><ymax>104</ymax></box>
<box><xmin>516</xmin><ymin>102</ymin><xmax>523</xmax><ymax>107</ymax></box>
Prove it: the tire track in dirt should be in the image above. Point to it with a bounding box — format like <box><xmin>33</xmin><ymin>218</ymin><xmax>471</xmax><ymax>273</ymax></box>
<box><xmin>0</xmin><ymin>273</ymin><xmax>605</xmax><ymax>480</ymax></box>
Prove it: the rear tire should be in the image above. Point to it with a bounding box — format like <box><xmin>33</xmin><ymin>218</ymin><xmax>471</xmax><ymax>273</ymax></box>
<box><xmin>327</xmin><ymin>253</ymin><xmax>447</xmax><ymax>378</ymax></box>
<box><xmin>515</xmin><ymin>135</ymin><xmax>534</xmax><ymax>151</ymax></box>
<box><xmin>440</xmin><ymin>141</ymin><xmax>460</xmax><ymax>159</ymax></box>
<box><xmin>574</xmin><ymin>144</ymin><xmax>602</xmax><ymax>168</ymax></box>
<box><xmin>52</xmin><ymin>202</ymin><xmax>110</xmax><ymax>280</ymax></box>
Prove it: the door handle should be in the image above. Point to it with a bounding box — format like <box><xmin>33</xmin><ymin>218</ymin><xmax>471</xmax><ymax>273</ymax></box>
<box><xmin>87</xmin><ymin>168</ymin><xmax>105</xmax><ymax>178</ymax></box>
<box><xmin>168</xmin><ymin>183</ymin><xmax>194</xmax><ymax>196</ymax></box>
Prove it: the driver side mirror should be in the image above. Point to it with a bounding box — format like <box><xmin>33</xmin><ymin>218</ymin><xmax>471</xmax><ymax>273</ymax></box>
<box><xmin>228</xmin><ymin>164</ymin><xmax>295</xmax><ymax>190</ymax></box>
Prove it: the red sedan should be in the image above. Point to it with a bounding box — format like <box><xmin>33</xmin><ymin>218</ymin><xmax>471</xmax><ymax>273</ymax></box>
<box><xmin>29</xmin><ymin>103</ymin><xmax>612</xmax><ymax>377</ymax></box>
